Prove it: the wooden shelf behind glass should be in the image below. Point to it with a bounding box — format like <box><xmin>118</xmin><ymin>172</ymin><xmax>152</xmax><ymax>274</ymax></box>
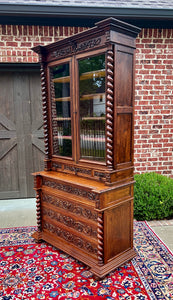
<box><xmin>54</xmin><ymin>135</ymin><xmax>72</xmax><ymax>140</ymax></box>
<box><xmin>53</xmin><ymin>97</ymin><xmax>71</xmax><ymax>102</ymax></box>
<box><xmin>80</xmin><ymin>93</ymin><xmax>105</xmax><ymax>101</ymax></box>
<box><xmin>52</xmin><ymin>76</ymin><xmax>70</xmax><ymax>83</ymax></box>
<box><xmin>80</xmin><ymin>69</ymin><xmax>105</xmax><ymax>80</ymax></box>
<box><xmin>81</xmin><ymin>117</ymin><xmax>105</xmax><ymax>120</ymax></box>
<box><xmin>80</xmin><ymin>136</ymin><xmax>105</xmax><ymax>142</ymax></box>
<box><xmin>52</xmin><ymin>69</ymin><xmax>105</xmax><ymax>84</ymax></box>
<box><xmin>53</xmin><ymin>117</ymin><xmax>71</xmax><ymax>121</ymax></box>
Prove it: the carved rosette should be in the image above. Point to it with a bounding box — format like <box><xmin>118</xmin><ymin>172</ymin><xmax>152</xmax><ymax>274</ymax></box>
<box><xmin>40</xmin><ymin>62</ymin><xmax>51</xmax><ymax>169</ymax></box>
<box><xmin>97</xmin><ymin>213</ymin><xmax>104</xmax><ymax>266</ymax></box>
<box><xmin>36</xmin><ymin>190</ymin><xmax>42</xmax><ymax>232</ymax></box>
<box><xmin>106</xmin><ymin>49</ymin><xmax>114</xmax><ymax>170</ymax></box>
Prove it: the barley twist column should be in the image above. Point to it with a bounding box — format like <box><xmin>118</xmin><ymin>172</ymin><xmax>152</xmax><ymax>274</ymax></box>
<box><xmin>50</xmin><ymin>70</ymin><xmax>59</xmax><ymax>155</ymax></box>
<box><xmin>40</xmin><ymin>62</ymin><xmax>51</xmax><ymax>170</ymax></box>
<box><xmin>97</xmin><ymin>213</ymin><xmax>104</xmax><ymax>266</ymax></box>
<box><xmin>34</xmin><ymin>176</ymin><xmax>42</xmax><ymax>241</ymax></box>
<box><xmin>36</xmin><ymin>190</ymin><xmax>42</xmax><ymax>233</ymax></box>
<box><xmin>106</xmin><ymin>49</ymin><xmax>114</xmax><ymax>170</ymax></box>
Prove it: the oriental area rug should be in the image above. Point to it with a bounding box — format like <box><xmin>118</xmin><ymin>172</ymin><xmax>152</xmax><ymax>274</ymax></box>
<box><xmin>0</xmin><ymin>222</ymin><xmax>172</xmax><ymax>300</ymax></box>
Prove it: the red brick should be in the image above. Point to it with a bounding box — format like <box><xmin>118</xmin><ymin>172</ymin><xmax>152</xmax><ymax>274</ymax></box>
<box><xmin>145</xmin><ymin>44</ymin><xmax>155</xmax><ymax>49</ymax></box>
<box><xmin>23</xmin><ymin>26</ymin><xmax>28</xmax><ymax>36</ymax></box>
<box><xmin>156</xmin><ymin>44</ymin><xmax>167</xmax><ymax>49</ymax></box>
<box><xmin>147</xmin><ymin>167</ymin><xmax>157</xmax><ymax>171</ymax></box>
<box><xmin>59</xmin><ymin>26</ymin><xmax>63</xmax><ymax>36</ymax></box>
<box><xmin>153</xmin><ymin>39</ymin><xmax>163</xmax><ymax>43</ymax></box>
<box><xmin>40</xmin><ymin>37</ymin><xmax>53</xmax><ymax>42</ymax></box>
<box><xmin>148</xmin><ymin>158</ymin><xmax>158</xmax><ymax>162</ymax></box>
<box><xmin>33</xmin><ymin>26</ymin><xmax>38</xmax><ymax>36</ymax></box>
<box><xmin>6</xmin><ymin>42</ymin><xmax>18</xmax><ymax>47</ymax></box>
<box><xmin>20</xmin><ymin>42</ymin><xmax>32</xmax><ymax>47</ymax></box>
<box><xmin>141</xmin><ymin>49</ymin><xmax>151</xmax><ymax>53</ymax></box>
<box><xmin>7</xmin><ymin>25</ymin><xmax>12</xmax><ymax>35</ymax></box>
<box><xmin>18</xmin><ymin>25</ymin><xmax>23</xmax><ymax>35</ymax></box>
<box><xmin>28</xmin><ymin>26</ymin><xmax>33</xmax><ymax>36</ymax></box>
<box><xmin>43</xmin><ymin>26</ymin><xmax>48</xmax><ymax>36</ymax></box>
<box><xmin>64</xmin><ymin>27</ymin><xmax>68</xmax><ymax>36</ymax></box>
<box><xmin>38</xmin><ymin>26</ymin><xmax>44</xmax><ymax>36</ymax></box>
<box><xmin>1</xmin><ymin>36</ymin><xmax>13</xmax><ymax>41</ymax></box>
<box><xmin>2</xmin><ymin>25</ymin><xmax>7</xmax><ymax>35</ymax></box>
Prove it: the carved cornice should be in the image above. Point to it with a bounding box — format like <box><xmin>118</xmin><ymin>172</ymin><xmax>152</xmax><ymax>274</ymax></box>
<box><xmin>49</xmin><ymin>37</ymin><xmax>102</xmax><ymax>60</ymax></box>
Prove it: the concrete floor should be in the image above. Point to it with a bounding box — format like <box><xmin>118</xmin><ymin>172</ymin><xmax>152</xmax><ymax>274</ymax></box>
<box><xmin>0</xmin><ymin>198</ymin><xmax>173</xmax><ymax>253</ymax></box>
<box><xmin>0</xmin><ymin>198</ymin><xmax>37</xmax><ymax>228</ymax></box>
<box><xmin>149</xmin><ymin>225</ymin><xmax>173</xmax><ymax>252</ymax></box>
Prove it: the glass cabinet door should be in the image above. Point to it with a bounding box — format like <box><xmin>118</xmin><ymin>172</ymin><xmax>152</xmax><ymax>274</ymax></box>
<box><xmin>50</xmin><ymin>63</ymin><xmax>72</xmax><ymax>157</ymax></box>
<box><xmin>78</xmin><ymin>54</ymin><xmax>106</xmax><ymax>162</ymax></box>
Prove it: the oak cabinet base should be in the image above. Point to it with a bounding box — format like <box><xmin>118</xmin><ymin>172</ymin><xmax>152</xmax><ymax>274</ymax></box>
<box><xmin>33</xmin><ymin>171</ymin><xmax>135</xmax><ymax>278</ymax></box>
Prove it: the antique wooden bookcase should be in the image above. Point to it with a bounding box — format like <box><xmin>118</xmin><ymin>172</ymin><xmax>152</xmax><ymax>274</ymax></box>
<box><xmin>32</xmin><ymin>17</ymin><xmax>140</xmax><ymax>278</ymax></box>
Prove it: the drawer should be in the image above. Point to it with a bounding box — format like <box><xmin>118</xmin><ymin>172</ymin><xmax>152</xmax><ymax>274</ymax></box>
<box><xmin>41</xmin><ymin>192</ymin><xmax>98</xmax><ymax>223</ymax></box>
<box><xmin>41</xmin><ymin>192</ymin><xmax>98</xmax><ymax>258</ymax></box>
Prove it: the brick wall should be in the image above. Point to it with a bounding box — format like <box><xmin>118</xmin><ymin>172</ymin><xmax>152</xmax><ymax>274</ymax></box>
<box><xmin>0</xmin><ymin>24</ymin><xmax>172</xmax><ymax>176</ymax></box>
<box><xmin>135</xmin><ymin>28</ymin><xmax>173</xmax><ymax>176</ymax></box>
<box><xmin>0</xmin><ymin>24</ymin><xmax>87</xmax><ymax>62</ymax></box>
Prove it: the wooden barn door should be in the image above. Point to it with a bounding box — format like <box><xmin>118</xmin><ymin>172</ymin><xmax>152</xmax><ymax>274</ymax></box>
<box><xmin>0</xmin><ymin>65</ymin><xmax>44</xmax><ymax>199</ymax></box>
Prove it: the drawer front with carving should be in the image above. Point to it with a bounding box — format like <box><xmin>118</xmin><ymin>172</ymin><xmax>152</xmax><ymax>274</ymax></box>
<box><xmin>42</xmin><ymin>193</ymin><xmax>98</xmax><ymax>222</ymax></box>
<box><xmin>42</xmin><ymin>178</ymin><xmax>99</xmax><ymax>201</ymax></box>
<box><xmin>41</xmin><ymin>192</ymin><xmax>98</xmax><ymax>258</ymax></box>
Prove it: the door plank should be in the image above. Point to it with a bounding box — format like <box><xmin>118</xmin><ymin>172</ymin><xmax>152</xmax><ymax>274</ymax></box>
<box><xmin>0</xmin><ymin>72</ymin><xmax>19</xmax><ymax>198</ymax></box>
<box><xmin>0</xmin><ymin>68</ymin><xmax>43</xmax><ymax>199</ymax></box>
<box><xmin>0</xmin><ymin>138</ymin><xmax>17</xmax><ymax>160</ymax></box>
<box><xmin>0</xmin><ymin>130</ymin><xmax>16</xmax><ymax>139</ymax></box>
<box><xmin>32</xmin><ymin>136</ymin><xmax>45</xmax><ymax>153</ymax></box>
<box><xmin>0</xmin><ymin>113</ymin><xmax>16</xmax><ymax>130</ymax></box>
<box><xmin>13</xmin><ymin>72</ymin><xmax>30</xmax><ymax>197</ymax></box>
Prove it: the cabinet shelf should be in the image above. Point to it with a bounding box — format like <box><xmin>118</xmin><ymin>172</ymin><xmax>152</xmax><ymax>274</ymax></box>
<box><xmin>53</xmin><ymin>117</ymin><xmax>71</xmax><ymax>121</ymax></box>
<box><xmin>52</xmin><ymin>76</ymin><xmax>70</xmax><ymax>83</ymax></box>
<box><xmin>80</xmin><ymin>69</ymin><xmax>105</xmax><ymax>80</ymax></box>
<box><xmin>81</xmin><ymin>117</ymin><xmax>105</xmax><ymax>121</ymax></box>
<box><xmin>54</xmin><ymin>135</ymin><xmax>105</xmax><ymax>142</ymax></box>
<box><xmin>54</xmin><ymin>135</ymin><xmax>72</xmax><ymax>140</ymax></box>
<box><xmin>80</xmin><ymin>93</ymin><xmax>105</xmax><ymax>101</ymax></box>
<box><xmin>53</xmin><ymin>97</ymin><xmax>71</xmax><ymax>102</ymax></box>
<box><xmin>81</xmin><ymin>136</ymin><xmax>105</xmax><ymax>142</ymax></box>
<box><xmin>52</xmin><ymin>69</ymin><xmax>105</xmax><ymax>84</ymax></box>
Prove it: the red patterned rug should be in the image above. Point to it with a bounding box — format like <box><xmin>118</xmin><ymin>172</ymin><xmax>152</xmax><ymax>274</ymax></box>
<box><xmin>0</xmin><ymin>222</ymin><xmax>172</xmax><ymax>299</ymax></box>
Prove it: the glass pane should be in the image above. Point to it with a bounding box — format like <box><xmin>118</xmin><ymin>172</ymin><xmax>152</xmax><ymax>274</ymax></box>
<box><xmin>79</xmin><ymin>54</ymin><xmax>106</xmax><ymax>161</ymax></box>
<box><xmin>51</xmin><ymin>63</ymin><xmax>72</xmax><ymax>157</ymax></box>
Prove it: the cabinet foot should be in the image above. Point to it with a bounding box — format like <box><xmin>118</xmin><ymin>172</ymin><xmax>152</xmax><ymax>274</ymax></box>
<box><xmin>92</xmin><ymin>274</ymin><xmax>106</xmax><ymax>281</ymax></box>
<box><xmin>32</xmin><ymin>231</ymin><xmax>43</xmax><ymax>243</ymax></box>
